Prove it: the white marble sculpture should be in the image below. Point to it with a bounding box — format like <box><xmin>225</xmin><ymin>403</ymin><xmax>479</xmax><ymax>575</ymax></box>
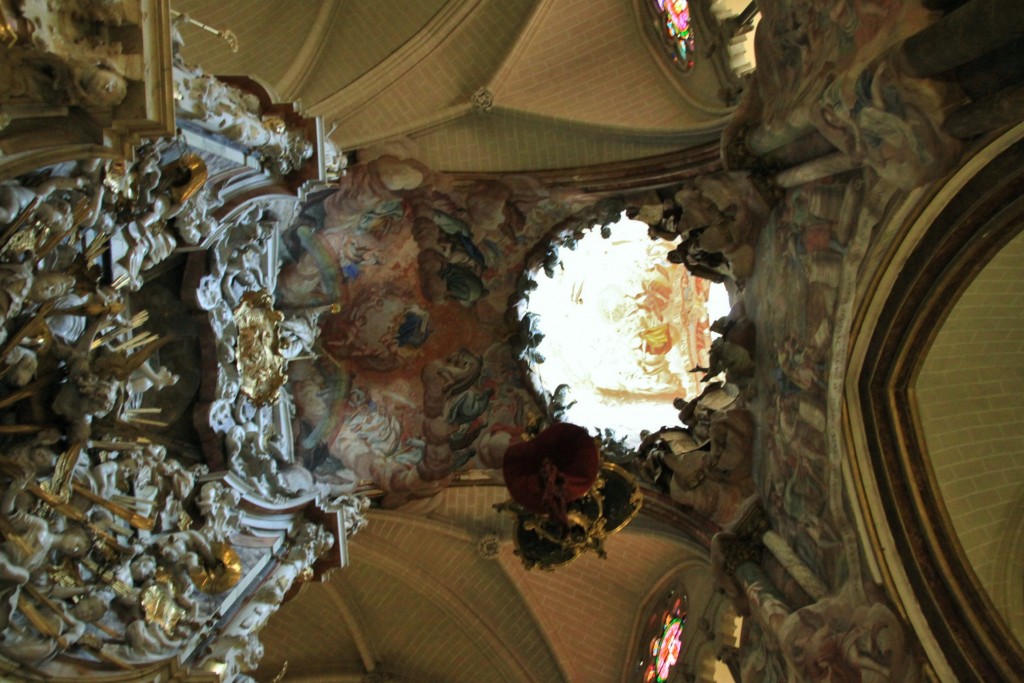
<box><xmin>3</xmin><ymin>0</ymin><xmax>135</xmax><ymax>108</ymax></box>
<box><xmin>199</xmin><ymin>522</ymin><xmax>334</xmax><ymax>681</ymax></box>
<box><xmin>174</xmin><ymin>63</ymin><xmax>313</xmax><ymax>175</ymax></box>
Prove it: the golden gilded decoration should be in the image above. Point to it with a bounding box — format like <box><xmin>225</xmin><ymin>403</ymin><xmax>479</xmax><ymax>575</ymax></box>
<box><xmin>103</xmin><ymin>158</ymin><xmax>133</xmax><ymax>199</ymax></box>
<box><xmin>188</xmin><ymin>541</ymin><xmax>242</xmax><ymax>594</ymax></box>
<box><xmin>18</xmin><ymin>477</ymin><xmax>131</xmax><ymax>555</ymax></box>
<box><xmin>0</xmin><ymin>197</ymin><xmax>38</xmax><ymax>253</ymax></box>
<box><xmin>271</xmin><ymin>662</ymin><xmax>290</xmax><ymax>683</ymax></box>
<box><xmin>0</xmin><ymin>0</ymin><xmax>19</xmax><ymax>47</ymax></box>
<box><xmin>142</xmin><ymin>582</ymin><xmax>186</xmax><ymax>635</ymax></box>
<box><xmin>504</xmin><ymin>462</ymin><xmax>643</xmax><ymax>571</ymax></box>
<box><xmin>0</xmin><ymin>512</ymin><xmax>35</xmax><ymax>558</ymax></box>
<box><xmin>521</xmin><ymin>412</ymin><xmax>544</xmax><ymax>440</ymax></box>
<box><xmin>81</xmin><ymin>557</ymin><xmax>132</xmax><ymax>597</ymax></box>
<box><xmin>2</xmin><ymin>220</ymin><xmax>49</xmax><ymax>260</ymax></box>
<box><xmin>596</xmin><ymin>462</ymin><xmax>644</xmax><ymax>534</ymax></box>
<box><xmin>22</xmin><ymin>324</ymin><xmax>52</xmax><ymax>353</ymax></box>
<box><xmin>234</xmin><ymin>289</ymin><xmax>287</xmax><ymax>406</ymax></box>
<box><xmin>46</xmin><ymin>443</ymin><xmax>82</xmax><ymax>504</ymax></box>
<box><xmin>169</xmin><ymin>9</ymin><xmax>239</xmax><ymax>52</ymax></box>
<box><xmin>48</xmin><ymin>559</ymin><xmax>82</xmax><ymax>590</ymax></box>
<box><xmin>262</xmin><ymin>116</ymin><xmax>286</xmax><ymax>134</ymax></box>
<box><xmin>71</xmin><ymin>483</ymin><xmax>155</xmax><ymax>531</ymax></box>
<box><xmin>162</xmin><ymin>152</ymin><xmax>208</xmax><ymax>205</ymax></box>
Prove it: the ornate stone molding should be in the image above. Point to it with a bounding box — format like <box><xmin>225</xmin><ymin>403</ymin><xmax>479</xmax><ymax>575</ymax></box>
<box><xmin>188</xmin><ymin>201</ymin><xmax>328</xmax><ymax>506</ymax></box>
<box><xmin>198</xmin><ymin>522</ymin><xmax>335</xmax><ymax>681</ymax></box>
<box><xmin>471</xmin><ymin>87</ymin><xmax>494</xmax><ymax>113</ymax></box>
<box><xmin>475</xmin><ymin>532</ymin><xmax>502</xmax><ymax>559</ymax></box>
<box><xmin>0</xmin><ymin>0</ymin><xmax>176</xmax><ymax>178</ymax></box>
<box><xmin>174</xmin><ymin>65</ymin><xmax>313</xmax><ymax>177</ymax></box>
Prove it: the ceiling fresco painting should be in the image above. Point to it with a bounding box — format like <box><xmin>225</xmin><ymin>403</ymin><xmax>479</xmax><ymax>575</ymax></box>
<box><xmin>277</xmin><ymin>152</ymin><xmax>611</xmax><ymax>502</ymax></box>
<box><xmin>713</xmin><ymin>0</ymin><xmax>965</xmax><ymax>677</ymax></box>
<box><xmin>276</xmin><ymin>153</ymin><xmax>732</xmax><ymax>505</ymax></box>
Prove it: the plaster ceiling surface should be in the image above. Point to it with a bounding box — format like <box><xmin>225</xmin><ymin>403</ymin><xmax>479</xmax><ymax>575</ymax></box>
<box><xmin>916</xmin><ymin>229</ymin><xmax>1024</xmax><ymax>644</ymax></box>
<box><xmin>256</xmin><ymin>486</ymin><xmax>708</xmax><ymax>683</ymax></box>
<box><xmin>171</xmin><ymin>0</ymin><xmax>325</xmax><ymax>91</ymax></box>
<box><xmin>171</xmin><ymin>0</ymin><xmax>730</xmax><ymax>172</ymax></box>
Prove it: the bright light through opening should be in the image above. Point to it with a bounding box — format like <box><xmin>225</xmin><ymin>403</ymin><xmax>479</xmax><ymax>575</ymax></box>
<box><xmin>527</xmin><ymin>214</ymin><xmax>730</xmax><ymax>444</ymax></box>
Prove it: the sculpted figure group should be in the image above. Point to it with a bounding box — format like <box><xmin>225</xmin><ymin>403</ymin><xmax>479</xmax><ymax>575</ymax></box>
<box><xmin>174</xmin><ymin>69</ymin><xmax>313</xmax><ymax>176</ymax></box>
<box><xmin>0</xmin><ymin>152</ymin><xmax>249</xmax><ymax>668</ymax></box>
<box><xmin>638</xmin><ymin>173</ymin><xmax>770</xmax><ymax>286</ymax></box>
<box><xmin>1</xmin><ymin>0</ymin><xmax>137</xmax><ymax>111</ymax></box>
<box><xmin>0</xmin><ymin>136</ymin><xmax>348</xmax><ymax>681</ymax></box>
<box><xmin>0</xmin><ymin>431</ymin><xmax>250</xmax><ymax>669</ymax></box>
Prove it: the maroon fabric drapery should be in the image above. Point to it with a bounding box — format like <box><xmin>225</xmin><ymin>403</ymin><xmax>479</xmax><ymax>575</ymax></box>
<box><xmin>503</xmin><ymin>423</ymin><xmax>599</xmax><ymax>522</ymax></box>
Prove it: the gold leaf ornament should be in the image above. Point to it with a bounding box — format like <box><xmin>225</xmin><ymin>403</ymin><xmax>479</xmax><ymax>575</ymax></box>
<box><xmin>188</xmin><ymin>541</ymin><xmax>242</xmax><ymax>594</ymax></box>
<box><xmin>234</xmin><ymin>290</ymin><xmax>287</xmax><ymax>406</ymax></box>
<box><xmin>142</xmin><ymin>583</ymin><xmax>186</xmax><ymax>635</ymax></box>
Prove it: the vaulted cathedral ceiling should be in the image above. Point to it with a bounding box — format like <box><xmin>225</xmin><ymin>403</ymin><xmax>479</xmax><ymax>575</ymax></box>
<box><xmin>5</xmin><ymin>0</ymin><xmax>1024</xmax><ymax>681</ymax></box>
<box><xmin>255</xmin><ymin>487</ymin><xmax>724</xmax><ymax>683</ymax></box>
<box><xmin>160</xmin><ymin>6</ymin><xmax>743</xmax><ymax>682</ymax></box>
<box><xmin>172</xmin><ymin>0</ymin><xmax>732</xmax><ymax>172</ymax></box>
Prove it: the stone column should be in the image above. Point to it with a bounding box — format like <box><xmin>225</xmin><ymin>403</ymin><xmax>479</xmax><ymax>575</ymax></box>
<box><xmin>761</xmin><ymin>530</ymin><xmax>829</xmax><ymax>600</ymax></box>
<box><xmin>711</xmin><ymin>501</ymin><xmax>830</xmax><ymax>640</ymax></box>
<box><xmin>733</xmin><ymin>559</ymin><xmax>792</xmax><ymax>646</ymax></box>
<box><xmin>711</xmin><ymin>500</ymin><xmax>775</xmax><ymax>628</ymax></box>
<box><xmin>945</xmin><ymin>82</ymin><xmax>1024</xmax><ymax>138</ymax></box>
<box><xmin>775</xmin><ymin>152</ymin><xmax>859</xmax><ymax>189</ymax></box>
<box><xmin>898</xmin><ymin>0</ymin><xmax>1024</xmax><ymax>78</ymax></box>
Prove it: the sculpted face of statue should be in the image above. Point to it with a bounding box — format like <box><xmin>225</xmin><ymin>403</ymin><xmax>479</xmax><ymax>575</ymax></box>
<box><xmin>29</xmin><ymin>272</ymin><xmax>75</xmax><ymax>302</ymax></box>
<box><xmin>54</xmin><ymin>526</ymin><xmax>90</xmax><ymax>558</ymax></box>
<box><xmin>71</xmin><ymin>595</ymin><xmax>107</xmax><ymax>623</ymax></box>
<box><xmin>25</xmin><ymin>446</ymin><xmax>56</xmax><ymax>475</ymax></box>
<box><xmin>131</xmin><ymin>554</ymin><xmax>157</xmax><ymax>582</ymax></box>
<box><xmin>74</xmin><ymin>63</ymin><xmax>128</xmax><ymax>107</ymax></box>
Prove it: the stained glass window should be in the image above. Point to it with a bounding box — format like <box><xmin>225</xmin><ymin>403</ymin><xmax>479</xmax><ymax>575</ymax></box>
<box><xmin>654</xmin><ymin>0</ymin><xmax>696</xmax><ymax>71</ymax></box>
<box><xmin>643</xmin><ymin>596</ymin><xmax>687</xmax><ymax>682</ymax></box>
<box><xmin>634</xmin><ymin>589</ymin><xmax>692</xmax><ymax>683</ymax></box>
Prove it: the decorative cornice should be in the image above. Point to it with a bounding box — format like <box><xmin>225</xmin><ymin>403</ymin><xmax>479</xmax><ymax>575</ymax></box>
<box><xmin>449</xmin><ymin>141</ymin><xmax>722</xmax><ymax>195</ymax></box>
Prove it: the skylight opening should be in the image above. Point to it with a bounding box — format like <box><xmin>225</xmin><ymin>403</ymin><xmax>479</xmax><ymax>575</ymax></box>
<box><xmin>526</xmin><ymin>214</ymin><xmax>729</xmax><ymax>445</ymax></box>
